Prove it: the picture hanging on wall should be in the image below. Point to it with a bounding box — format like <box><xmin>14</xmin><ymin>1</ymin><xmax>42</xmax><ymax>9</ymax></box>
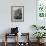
<box><xmin>11</xmin><ymin>6</ymin><xmax>24</xmax><ymax>22</ymax></box>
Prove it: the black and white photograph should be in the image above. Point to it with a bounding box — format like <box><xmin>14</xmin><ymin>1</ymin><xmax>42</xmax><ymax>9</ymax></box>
<box><xmin>11</xmin><ymin>6</ymin><xmax>24</xmax><ymax>22</ymax></box>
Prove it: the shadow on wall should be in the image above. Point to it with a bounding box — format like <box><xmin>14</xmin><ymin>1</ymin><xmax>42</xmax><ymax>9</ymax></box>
<box><xmin>29</xmin><ymin>25</ymin><xmax>37</xmax><ymax>42</ymax></box>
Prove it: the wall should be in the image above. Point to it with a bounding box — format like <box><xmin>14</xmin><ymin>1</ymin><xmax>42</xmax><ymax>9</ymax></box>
<box><xmin>0</xmin><ymin>0</ymin><xmax>36</xmax><ymax>42</ymax></box>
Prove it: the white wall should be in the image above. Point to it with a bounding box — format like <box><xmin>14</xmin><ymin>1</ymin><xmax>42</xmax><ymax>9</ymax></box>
<box><xmin>0</xmin><ymin>0</ymin><xmax>36</xmax><ymax>42</ymax></box>
<box><xmin>0</xmin><ymin>0</ymin><xmax>36</xmax><ymax>33</ymax></box>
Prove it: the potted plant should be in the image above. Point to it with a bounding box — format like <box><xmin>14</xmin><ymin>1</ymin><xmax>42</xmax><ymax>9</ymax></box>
<box><xmin>32</xmin><ymin>25</ymin><xmax>39</xmax><ymax>30</ymax></box>
<box><xmin>32</xmin><ymin>24</ymin><xmax>45</xmax><ymax>30</ymax></box>
<box><xmin>33</xmin><ymin>32</ymin><xmax>46</xmax><ymax>43</ymax></box>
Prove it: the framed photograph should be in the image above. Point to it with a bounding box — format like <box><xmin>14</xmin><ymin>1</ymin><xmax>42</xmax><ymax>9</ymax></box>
<box><xmin>11</xmin><ymin>6</ymin><xmax>24</xmax><ymax>22</ymax></box>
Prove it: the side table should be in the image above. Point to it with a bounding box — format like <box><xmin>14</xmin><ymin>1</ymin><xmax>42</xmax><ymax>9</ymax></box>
<box><xmin>4</xmin><ymin>33</ymin><xmax>18</xmax><ymax>46</ymax></box>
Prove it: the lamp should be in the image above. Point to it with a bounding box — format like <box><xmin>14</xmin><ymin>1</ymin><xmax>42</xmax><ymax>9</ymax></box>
<box><xmin>11</xmin><ymin>27</ymin><xmax>18</xmax><ymax>34</ymax></box>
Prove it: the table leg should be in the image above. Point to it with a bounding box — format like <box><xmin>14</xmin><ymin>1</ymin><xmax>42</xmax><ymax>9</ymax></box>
<box><xmin>4</xmin><ymin>34</ymin><xmax>7</xmax><ymax>46</ymax></box>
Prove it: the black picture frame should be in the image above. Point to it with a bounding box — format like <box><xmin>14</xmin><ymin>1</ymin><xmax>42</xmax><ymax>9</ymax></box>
<box><xmin>11</xmin><ymin>6</ymin><xmax>24</xmax><ymax>22</ymax></box>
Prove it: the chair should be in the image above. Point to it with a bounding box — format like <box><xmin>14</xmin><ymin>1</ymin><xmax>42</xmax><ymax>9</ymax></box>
<box><xmin>18</xmin><ymin>33</ymin><xmax>30</xmax><ymax>46</ymax></box>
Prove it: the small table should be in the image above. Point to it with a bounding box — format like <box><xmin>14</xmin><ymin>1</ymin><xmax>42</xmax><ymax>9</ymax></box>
<box><xmin>4</xmin><ymin>33</ymin><xmax>18</xmax><ymax>46</ymax></box>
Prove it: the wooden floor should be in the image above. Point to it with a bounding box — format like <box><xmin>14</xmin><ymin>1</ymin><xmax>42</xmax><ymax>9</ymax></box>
<box><xmin>0</xmin><ymin>42</ymin><xmax>46</xmax><ymax>46</ymax></box>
